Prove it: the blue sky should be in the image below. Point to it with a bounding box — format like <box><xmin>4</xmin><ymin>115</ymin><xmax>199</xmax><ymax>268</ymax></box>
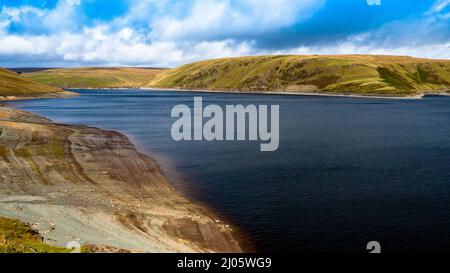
<box><xmin>0</xmin><ymin>0</ymin><xmax>449</xmax><ymax>67</ymax></box>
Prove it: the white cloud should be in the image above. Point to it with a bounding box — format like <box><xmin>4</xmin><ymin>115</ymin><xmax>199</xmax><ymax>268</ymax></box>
<box><xmin>0</xmin><ymin>1</ymin><xmax>81</xmax><ymax>34</ymax></box>
<box><xmin>427</xmin><ymin>0</ymin><xmax>450</xmax><ymax>14</ymax></box>
<box><xmin>283</xmin><ymin>39</ymin><xmax>450</xmax><ymax>60</ymax></box>
<box><xmin>149</xmin><ymin>0</ymin><xmax>324</xmax><ymax>41</ymax></box>
<box><xmin>0</xmin><ymin>23</ymin><xmax>256</xmax><ymax>67</ymax></box>
<box><xmin>0</xmin><ymin>0</ymin><xmax>322</xmax><ymax>67</ymax></box>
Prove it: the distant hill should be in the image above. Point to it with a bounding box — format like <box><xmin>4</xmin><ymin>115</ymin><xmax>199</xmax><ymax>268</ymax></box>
<box><xmin>24</xmin><ymin>67</ymin><xmax>167</xmax><ymax>89</ymax></box>
<box><xmin>0</xmin><ymin>68</ymin><xmax>63</xmax><ymax>96</ymax></box>
<box><xmin>22</xmin><ymin>56</ymin><xmax>450</xmax><ymax>97</ymax></box>
<box><xmin>149</xmin><ymin>55</ymin><xmax>450</xmax><ymax>96</ymax></box>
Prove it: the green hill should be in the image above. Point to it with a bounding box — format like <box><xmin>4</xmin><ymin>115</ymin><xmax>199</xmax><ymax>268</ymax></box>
<box><xmin>24</xmin><ymin>67</ymin><xmax>167</xmax><ymax>89</ymax></box>
<box><xmin>0</xmin><ymin>68</ymin><xmax>63</xmax><ymax>96</ymax></box>
<box><xmin>0</xmin><ymin>216</ymin><xmax>69</xmax><ymax>253</ymax></box>
<box><xmin>149</xmin><ymin>55</ymin><xmax>450</xmax><ymax>96</ymax></box>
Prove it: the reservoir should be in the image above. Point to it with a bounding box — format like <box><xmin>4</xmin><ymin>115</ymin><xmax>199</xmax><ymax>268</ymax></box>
<box><xmin>8</xmin><ymin>89</ymin><xmax>450</xmax><ymax>253</ymax></box>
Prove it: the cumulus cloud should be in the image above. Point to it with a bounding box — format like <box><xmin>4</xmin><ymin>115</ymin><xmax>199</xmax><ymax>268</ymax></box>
<box><xmin>274</xmin><ymin>0</ymin><xmax>450</xmax><ymax>60</ymax></box>
<box><xmin>0</xmin><ymin>1</ymin><xmax>83</xmax><ymax>34</ymax></box>
<box><xmin>0</xmin><ymin>23</ymin><xmax>256</xmax><ymax>67</ymax></box>
<box><xmin>1</xmin><ymin>0</ymin><xmax>321</xmax><ymax>67</ymax></box>
<box><xmin>283</xmin><ymin>38</ymin><xmax>450</xmax><ymax>60</ymax></box>
<box><xmin>149</xmin><ymin>0</ymin><xmax>324</xmax><ymax>41</ymax></box>
<box><xmin>0</xmin><ymin>0</ymin><xmax>323</xmax><ymax>67</ymax></box>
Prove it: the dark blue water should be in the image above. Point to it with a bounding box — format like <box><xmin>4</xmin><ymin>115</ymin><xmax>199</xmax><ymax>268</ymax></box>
<box><xmin>7</xmin><ymin>90</ymin><xmax>450</xmax><ymax>253</ymax></box>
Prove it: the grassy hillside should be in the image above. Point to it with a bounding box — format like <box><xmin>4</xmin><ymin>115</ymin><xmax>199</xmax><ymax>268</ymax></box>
<box><xmin>0</xmin><ymin>217</ymin><xmax>69</xmax><ymax>253</ymax></box>
<box><xmin>25</xmin><ymin>67</ymin><xmax>167</xmax><ymax>89</ymax></box>
<box><xmin>149</xmin><ymin>55</ymin><xmax>450</xmax><ymax>96</ymax></box>
<box><xmin>0</xmin><ymin>68</ymin><xmax>62</xmax><ymax>96</ymax></box>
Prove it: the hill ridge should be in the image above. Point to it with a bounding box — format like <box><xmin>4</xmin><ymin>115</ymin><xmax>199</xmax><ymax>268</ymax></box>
<box><xmin>0</xmin><ymin>68</ymin><xmax>65</xmax><ymax>97</ymax></box>
<box><xmin>18</xmin><ymin>55</ymin><xmax>450</xmax><ymax>96</ymax></box>
<box><xmin>149</xmin><ymin>55</ymin><xmax>450</xmax><ymax>96</ymax></box>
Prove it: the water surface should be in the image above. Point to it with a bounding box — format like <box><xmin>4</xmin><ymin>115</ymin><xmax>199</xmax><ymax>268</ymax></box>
<box><xmin>8</xmin><ymin>90</ymin><xmax>450</xmax><ymax>253</ymax></box>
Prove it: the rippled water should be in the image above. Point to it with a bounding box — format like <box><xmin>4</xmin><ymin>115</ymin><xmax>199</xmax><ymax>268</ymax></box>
<box><xmin>8</xmin><ymin>89</ymin><xmax>450</xmax><ymax>253</ymax></box>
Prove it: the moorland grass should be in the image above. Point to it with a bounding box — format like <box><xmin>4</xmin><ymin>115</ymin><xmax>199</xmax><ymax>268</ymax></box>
<box><xmin>25</xmin><ymin>67</ymin><xmax>167</xmax><ymax>89</ymax></box>
<box><xmin>0</xmin><ymin>217</ymin><xmax>70</xmax><ymax>253</ymax></box>
<box><xmin>150</xmin><ymin>55</ymin><xmax>450</xmax><ymax>95</ymax></box>
<box><xmin>0</xmin><ymin>68</ymin><xmax>62</xmax><ymax>96</ymax></box>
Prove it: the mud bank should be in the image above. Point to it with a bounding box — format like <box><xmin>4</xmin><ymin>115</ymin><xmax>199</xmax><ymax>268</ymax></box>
<box><xmin>0</xmin><ymin>106</ymin><xmax>242</xmax><ymax>253</ymax></box>
<box><xmin>141</xmin><ymin>87</ymin><xmax>440</xmax><ymax>99</ymax></box>
<box><xmin>0</xmin><ymin>91</ymin><xmax>77</xmax><ymax>101</ymax></box>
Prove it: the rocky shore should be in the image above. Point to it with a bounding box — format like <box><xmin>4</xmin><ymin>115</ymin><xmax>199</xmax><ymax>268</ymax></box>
<box><xmin>0</xmin><ymin>91</ymin><xmax>77</xmax><ymax>101</ymax></box>
<box><xmin>0</xmin><ymin>106</ymin><xmax>242</xmax><ymax>253</ymax></box>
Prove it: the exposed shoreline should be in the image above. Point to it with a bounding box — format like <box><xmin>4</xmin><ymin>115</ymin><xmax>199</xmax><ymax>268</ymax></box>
<box><xmin>0</xmin><ymin>91</ymin><xmax>78</xmax><ymax>102</ymax></box>
<box><xmin>140</xmin><ymin>87</ymin><xmax>449</xmax><ymax>100</ymax></box>
<box><xmin>0</xmin><ymin>105</ymin><xmax>243</xmax><ymax>253</ymax></box>
<box><xmin>60</xmin><ymin>86</ymin><xmax>450</xmax><ymax>99</ymax></box>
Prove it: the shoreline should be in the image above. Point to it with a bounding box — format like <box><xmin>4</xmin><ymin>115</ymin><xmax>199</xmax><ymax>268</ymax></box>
<box><xmin>140</xmin><ymin>87</ymin><xmax>430</xmax><ymax>99</ymax></box>
<box><xmin>0</xmin><ymin>91</ymin><xmax>78</xmax><ymax>102</ymax></box>
<box><xmin>141</xmin><ymin>87</ymin><xmax>450</xmax><ymax>100</ymax></box>
<box><xmin>62</xmin><ymin>86</ymin><xmax>450</xmax><ymax>100</ymax></box>
<box><xmin>109</xmin><ymin>129</ymin><xmax>255</xmax><ymax>252</ymax></box>
<box><xmin>0</xmin><ymin>104</ymin><xmax>244</xmax><ymax>253</ymax></box>
<box><xmin>66</xmin><ymin>86</ymin><xmax>424</xmax><ymax>99</ymax></box>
